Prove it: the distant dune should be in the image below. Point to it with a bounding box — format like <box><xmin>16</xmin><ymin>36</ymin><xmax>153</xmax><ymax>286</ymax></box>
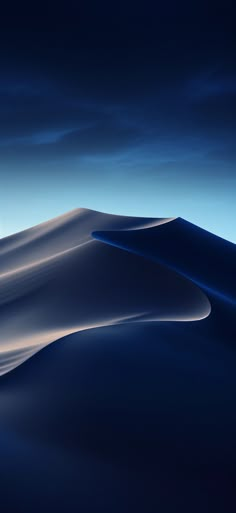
<box><xmin>0</xmin><ymin>208</ymin><xmax>235</xmax><ymax>512</ymax></box>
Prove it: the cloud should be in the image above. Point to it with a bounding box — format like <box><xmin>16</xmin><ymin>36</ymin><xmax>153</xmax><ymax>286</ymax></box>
<box><xmin>0</xmin><ymin>118</ymin><xmax>142</xmax><ymax>161</ymax></box>
<box><xmin>0</xmin><ymin>80</ymin><xmax>113</xmax><ymax>138</ymax></box>
<box><xmin>0</xmin><ymin>0</ymin><xmax>235</xmax><ymax>172</ymax></box>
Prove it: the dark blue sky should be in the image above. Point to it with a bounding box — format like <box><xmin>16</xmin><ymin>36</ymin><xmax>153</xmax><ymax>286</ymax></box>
<box><xmin>0</xmin><ymin>0</ymin><xmax>235</xmax><ymax>240</ymax></box>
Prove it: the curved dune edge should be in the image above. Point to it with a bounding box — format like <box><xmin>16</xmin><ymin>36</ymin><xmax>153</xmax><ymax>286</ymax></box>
<box><xmin>0</xmin><ymin>208</ymin><xmax>212</xmax><ymax>377</ymax></box>
<box><xmin>92</xmin><ymin>216</ymin><xmax>236</xmax><ymax>305</ymax></box>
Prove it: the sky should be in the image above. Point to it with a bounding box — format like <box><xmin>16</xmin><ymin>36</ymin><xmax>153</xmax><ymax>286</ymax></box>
<box><xmin>0</xmin><ymin>0</ymin><xmax>235</xmax><ymax>241</ymax></box>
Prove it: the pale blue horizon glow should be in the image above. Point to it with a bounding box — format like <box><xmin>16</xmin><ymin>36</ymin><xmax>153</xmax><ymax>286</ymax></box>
<box><xmin>0</xmin><ymin>161</ymin><xmax>235</xmax><ymax>243</ymax></box>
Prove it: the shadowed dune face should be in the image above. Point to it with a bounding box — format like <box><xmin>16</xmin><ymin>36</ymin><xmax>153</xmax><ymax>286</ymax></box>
<box><xmin>93</xmin><ymin>217</ymin><xmax>236</xmax><ymax>305</ymax></box>
<box><xmin>1</xmin><ymin>324</ymin><xmax>236</xmax><ymax>513</ymax></box>
<box><xmin>0</xmin><ymin>209</ymin><xmax>210</xmax><ymax>376</ymax></box>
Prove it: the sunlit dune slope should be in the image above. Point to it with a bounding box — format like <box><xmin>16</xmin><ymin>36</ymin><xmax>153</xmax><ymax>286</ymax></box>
<box><xmin>0</xmin><ymin>208</ymin><xmax>210</xmax><ymax>376</ymax></box>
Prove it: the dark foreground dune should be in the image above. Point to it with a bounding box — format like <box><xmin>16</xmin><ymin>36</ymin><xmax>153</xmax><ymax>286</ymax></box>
<box><xmin>0</xmin><ymin>208</ymin><xmax>235</xmax><ymax>512</ymax></box>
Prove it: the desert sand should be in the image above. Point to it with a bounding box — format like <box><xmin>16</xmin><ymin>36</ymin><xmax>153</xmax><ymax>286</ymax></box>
<box><xmin>0</xmin><ymin>208</ymin><xmax>235</xmax><ymax>512</ymax></box>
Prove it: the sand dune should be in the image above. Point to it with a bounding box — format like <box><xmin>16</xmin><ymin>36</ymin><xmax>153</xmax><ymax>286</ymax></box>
<box><xmin>0</xmin><ymin>208</ymin><xmax>235</xmax><ymax>512</ymax></box>
<box><xmin>0</xmin><ymin>209</ymin><xmax>210</xmax><ymax>376</ymax></box>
